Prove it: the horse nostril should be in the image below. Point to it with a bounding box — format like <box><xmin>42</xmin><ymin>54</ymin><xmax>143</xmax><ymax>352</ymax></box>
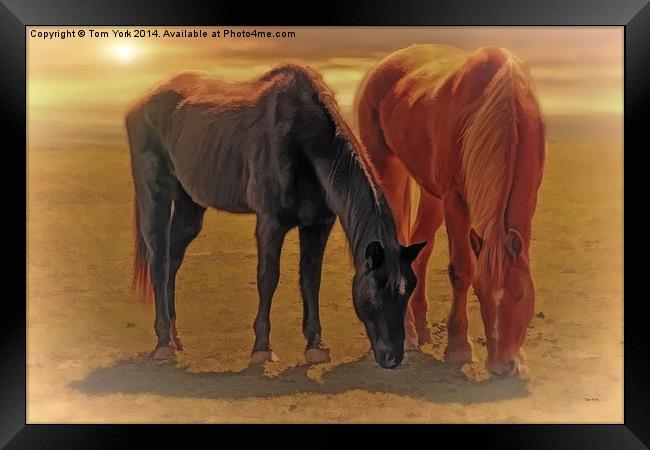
<box><xmin>488</xmin><ymin>359</ymin><xmax>517</xmax><ymax>376</ymax></box>
<box><xmin>383</xmin><ymin>352</ymin><xmax>403</xmax><ymax>369</ymax></box>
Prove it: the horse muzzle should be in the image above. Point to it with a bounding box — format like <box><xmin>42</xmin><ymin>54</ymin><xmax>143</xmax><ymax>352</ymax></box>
<box><xmin>487</xmin><ymin>358</ymin><xmax>518</xmax><ymax>376</ymax></box>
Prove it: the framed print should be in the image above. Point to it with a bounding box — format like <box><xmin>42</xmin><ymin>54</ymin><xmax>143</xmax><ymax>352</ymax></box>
<box><xmin>1</xmin><ymin>0</ymin><xmax>648</xmax><ymax>447</ymax></box>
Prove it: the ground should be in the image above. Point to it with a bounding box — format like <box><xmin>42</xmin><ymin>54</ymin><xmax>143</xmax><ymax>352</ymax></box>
<box><xmin>27</xmin><ymin>140</ymin><xmax>623</xmax><ymax>423</ymax></box>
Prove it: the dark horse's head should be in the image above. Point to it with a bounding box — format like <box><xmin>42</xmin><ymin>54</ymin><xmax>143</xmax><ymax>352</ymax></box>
<box><xmin>352</xmin><ymin>241</ymin><xmax>426</xmax><ymax>369</ymax></box>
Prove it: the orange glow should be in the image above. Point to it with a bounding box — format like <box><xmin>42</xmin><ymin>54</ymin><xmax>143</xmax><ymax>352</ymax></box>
<box><xmin>27</xmin><ymin>26</ymin><xmax>623</xmax><ymax>150</ymax></box>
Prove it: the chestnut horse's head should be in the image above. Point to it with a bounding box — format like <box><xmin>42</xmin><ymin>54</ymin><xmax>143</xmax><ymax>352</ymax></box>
<box><xmin>470</xmin><ymin>228</ymin><xmax>535</xmax><ymax>376</ymax></box>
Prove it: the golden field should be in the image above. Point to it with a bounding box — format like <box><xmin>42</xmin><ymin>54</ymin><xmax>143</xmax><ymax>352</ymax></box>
<box><xmin>27</xmin><ymin>139</ymin><xmax>623</xmax><ymax>423</ymax></box>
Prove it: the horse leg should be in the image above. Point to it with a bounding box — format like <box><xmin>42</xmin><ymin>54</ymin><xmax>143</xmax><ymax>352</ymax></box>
<box><xmin>167</xmin><ymin>186</ymin><xmax>206</xmax><ymax>351</ymax></box>
<box><xmin>250</xmin><ymin>215</ymin><xmax>288</xmax><ymax>364</ymax></box>
<box><xmin>408</xmin><ymin>191</ymin><xmax>444</xmax><ymax>345</ymax></box>
<box><xmin>443</xmin><ymin>192</ymin><xmax>475</xmax><ymax>364</ymax></box>
<box><xmin>299</xmin><ymin>219</ymin><xmax>335</xmax><ymax>364</ymax></box>
<box><xmin>132</xmin><ymin>160</ymin><xmax>176</xmax><ymax>360</ymax></box>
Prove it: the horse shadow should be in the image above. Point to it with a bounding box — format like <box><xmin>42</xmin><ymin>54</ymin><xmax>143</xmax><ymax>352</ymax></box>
<box><xmin>70</xmin><ymin>351</ymin><xmax>529</xmax><ymax>404</ymax></box>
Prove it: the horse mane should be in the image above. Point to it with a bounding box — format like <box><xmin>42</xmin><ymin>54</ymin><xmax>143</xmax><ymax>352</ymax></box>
<box><xmin>176</xmin><ymin>69</ymin><xmax>296</xmax><ymax>113</ymax></box>
<box><xmin>279</xmin><ymin>64</ymin><xmax>383</xmax><ymax>207</ymax></box>
<box><xmin>459</xmin><ymin>49</ymin><xmax>537</xmax><ymax>288</ymax></box>
<box><xmin>281</xmin><ymin>65</ymin><xmax>401</xmax><ymax>278</ymax></box>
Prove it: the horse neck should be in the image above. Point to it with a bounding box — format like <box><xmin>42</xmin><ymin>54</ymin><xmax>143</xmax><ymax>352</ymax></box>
<box><xmin>309</xmin><ymin>133</ymin><xmax>401</xmax><ymax>269</ymax></box>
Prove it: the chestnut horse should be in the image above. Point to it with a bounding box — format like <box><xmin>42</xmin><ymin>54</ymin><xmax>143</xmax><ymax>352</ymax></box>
<box><xmin>355</xmin><ymin>44</ymin><xmax>545</xmax><ymax>376</ymax></box>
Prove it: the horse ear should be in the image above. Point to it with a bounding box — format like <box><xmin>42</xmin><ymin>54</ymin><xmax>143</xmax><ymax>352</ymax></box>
<box><xmin>365</xmin><ymin>241</ymin><xmax>385</xmax><ymax>270</ymax></box>
<box><xmin>400</xmin><ymin>241</ymin><xmax>427</xmax><ymax>264</ymax></box>
<box><xmin>506</xmin><ymin>229</ymin><xmax>524</xmax><ymax>261</ymax></box>
<box><xmin>469</xmin><ymin>229</ymin><xmax>483</xmax><ymax>258</ymax></box>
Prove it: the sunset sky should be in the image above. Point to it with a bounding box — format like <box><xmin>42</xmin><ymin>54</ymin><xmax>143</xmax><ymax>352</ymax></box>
<box><xmin>27</xmin><ymin>26</ymin><xmax>623</xmax><ymax>150</ymax></box>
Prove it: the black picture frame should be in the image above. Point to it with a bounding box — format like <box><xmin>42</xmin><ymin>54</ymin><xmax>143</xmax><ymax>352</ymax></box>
<box><xmin>2</xmin><ymin>0</ymin><xmax>647</xmax><ymax>447</ymax></box>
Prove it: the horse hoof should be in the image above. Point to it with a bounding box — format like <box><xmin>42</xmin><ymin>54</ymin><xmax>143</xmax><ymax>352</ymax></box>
<box><xmin>444</xmin><ymin>340</ymin><xmax>474</xmax><ymax>364</ymax></box>
<box><xmin>153</xmin><ymin>345</ymin><xmax>175</xmax><ymax>360</ymax></box>
<box><xmin>250</xmin><ymin>350</ymin><xmax>278</xmax><ymax>364</ymax></box>
<box><xmin>305</xmin><ymin>346</ymin><xmax>331</xmax><ymax>364</ymax></box>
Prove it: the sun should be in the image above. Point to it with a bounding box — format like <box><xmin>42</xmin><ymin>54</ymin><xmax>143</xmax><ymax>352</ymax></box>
<box><xmin>111</xmin><ymin>43</ymin><xmax>137</xmax><ymax>64</ymax></box>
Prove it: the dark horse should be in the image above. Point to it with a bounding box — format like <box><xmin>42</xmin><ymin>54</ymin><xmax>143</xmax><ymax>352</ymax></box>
<box><xmin>126</xmin><ymin>64</ymin><xmax>426</xmax><ymax>369</ymax></box>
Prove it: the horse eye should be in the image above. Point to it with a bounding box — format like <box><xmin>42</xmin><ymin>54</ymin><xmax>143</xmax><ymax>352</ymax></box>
<box><xmin>515</xmin><ymin>291</ymin><xmax>524</xmax><ymax>302</ymax></box>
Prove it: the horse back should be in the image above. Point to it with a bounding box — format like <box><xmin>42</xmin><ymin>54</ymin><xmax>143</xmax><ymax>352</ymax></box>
<box><xmin>126</xmin><ymin>70</ymin><xmax>298</xmax><ymax>213</ymax></box>
<box><xmin>356</xmin><ymin>44</ymin><xmax>468</xmax><ymax>194</ymax></box>
<box><xmin>127</xmin><ymin>67</ymin><xmax>336</xmax><ymax>222</ymax></box>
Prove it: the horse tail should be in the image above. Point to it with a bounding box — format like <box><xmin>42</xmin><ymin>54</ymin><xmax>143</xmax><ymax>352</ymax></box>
<box><xmin>460</xmin><ymin>55</ymin><xmax>520</xmax><ymax>241</ymax></box>
<box><xmin>131</xmin><ymin>194</ymin><xmax>154</xmax><ymax>305</ymax></box>
<box><xmin>126</xmin><ymin>109</ymin><xmax>154</xmax><ymax>306</ymax></box>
